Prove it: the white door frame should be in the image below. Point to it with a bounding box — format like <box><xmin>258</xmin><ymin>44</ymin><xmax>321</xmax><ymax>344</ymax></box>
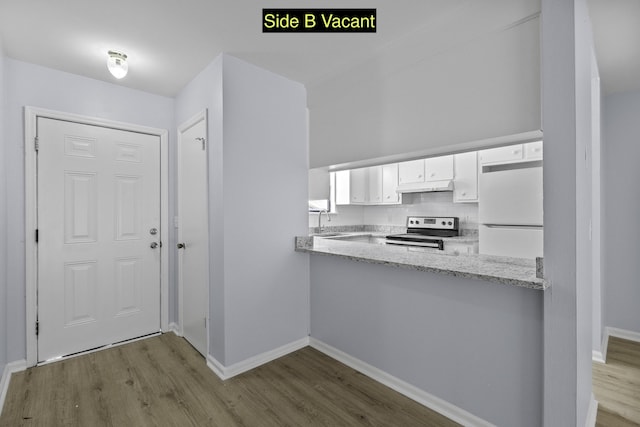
<box><xmin>177</xmin><ymin>110</ymin><xmax>209</xmax><ymax>353</ymax></box>
<box><xmin>24</xmin><ymin>106</ymin><xmax>170</xmax><ymax>367</ymax></box>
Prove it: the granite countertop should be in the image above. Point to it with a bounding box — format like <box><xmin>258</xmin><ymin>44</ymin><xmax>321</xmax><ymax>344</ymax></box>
<box><xmin>295</xmin><ymin>235</ymin><xmax>547</xmax><ymax>291</ymax></box>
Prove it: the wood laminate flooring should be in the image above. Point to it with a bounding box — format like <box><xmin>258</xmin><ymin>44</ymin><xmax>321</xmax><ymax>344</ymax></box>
<box><xmin>593</xmin><ymin>336</ymin><xmax>640</xmax><ymax>426</ymax></box>
<box><xmin>0</xmin><ymin>333</ymin><xmax>459</xmax><ymax>426</ymax></box>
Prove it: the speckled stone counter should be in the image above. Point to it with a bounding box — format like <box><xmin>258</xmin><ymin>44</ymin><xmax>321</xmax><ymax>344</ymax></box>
<box><xmin>295</xmin><ymin>235</ymin><xmax>547</xmax><ymax>290</ymax></box>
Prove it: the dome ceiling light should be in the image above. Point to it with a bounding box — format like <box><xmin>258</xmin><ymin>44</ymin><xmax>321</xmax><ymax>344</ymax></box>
<box><xmin>107</xmin><ymin>50</ymin><xmax>128</xmax><ymax>79</ymax></box>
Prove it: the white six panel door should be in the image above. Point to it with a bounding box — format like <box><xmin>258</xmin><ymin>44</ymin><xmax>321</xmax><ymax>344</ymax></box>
<box><xmin>178</xmin><ymin>116</ymin><xmax>209</xmax><ymax>357</ymax></box>
<box><xmin>37</xmin><ymin>118</ymin><xmax>161</xmax><ymax>362</ymax></box>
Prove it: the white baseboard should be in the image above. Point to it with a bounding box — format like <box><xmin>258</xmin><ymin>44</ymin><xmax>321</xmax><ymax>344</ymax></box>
<box><xmin>168</xmin><ymin>322</ymin><xmax>182</xmax><ymax>336</ymax></box>
<box><xmin>206</xmin><ymin>336</ymin><xmax>310</xmax><ymax>381</ymax></box>
<box><xmin>309</xmin><ymin>338</ymin><xmax>493</xmax><ymax>427</ymax></box>
<box><xmin>0</xmin><ymin>360</ymin><xmax>27</xmax><ymax>413</ymax></box>
<box><xmin>592</xmin><ymin>350</ymin><xmax>605</xmax><ymax>364</ymax></box>
<box><xmin>606</xmin><ymin>327</ymin><xmax>640</xmax><ymax>344</ymax></box>
<box><xmin>600</xmin><ymin>327</ymin><xmax>640</xmax><ymax>363</ymax></box>
<box><xmin>586</xmin><ymin>393</ymin><xmax>598</xmax><ymax>427</ymax></box>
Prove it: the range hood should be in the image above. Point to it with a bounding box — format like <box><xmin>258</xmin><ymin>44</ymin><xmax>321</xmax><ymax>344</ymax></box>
<box><xmin>396</xmin><ymin>180</ymin><xmax>454</xmax><ymax>194</ymax></box>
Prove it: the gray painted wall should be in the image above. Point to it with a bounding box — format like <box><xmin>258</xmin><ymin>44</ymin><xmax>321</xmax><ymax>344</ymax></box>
<box><xmin>221</xmin><ymin>55</ymin><xmax>309</xmax><ymax>365</ymax></box>
<box><xmin>308</xmin><ymin>7</ymin><xmax>541</xmax><ymax>168</ymax></box>
<box><xmin>602</xmin><ymin>89</ymin><xmax>640</xmax><ymax>334</ymax></box>
<box><xmin>310</xmin><ymin>255</ymin><xmax>543</xmax><ymax>426</ymax></box>
<box><xmin>3</xmin><ymin>59</ymin><xmax>175</xmax><ymax>362</ymax></box>
<box><xmin>541</xmin><ymin>0</ymin><xmax>594</xmax><ymax>424</ymax></box>
<box><xmin>0</xmin><ymin>37</ymin><xmax>7</xmax><ymax>374</ymax></box>
<box><xmin>176</xmin><ymin>54</ymin><xmax>310</xmax><ymax>366</ymax></box>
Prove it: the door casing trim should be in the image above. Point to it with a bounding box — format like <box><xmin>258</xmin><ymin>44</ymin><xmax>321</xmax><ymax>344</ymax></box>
<box><xmin>24</xmin><ymin>106</ymin><xmax>170</xmax><ymax>367</ymax></box>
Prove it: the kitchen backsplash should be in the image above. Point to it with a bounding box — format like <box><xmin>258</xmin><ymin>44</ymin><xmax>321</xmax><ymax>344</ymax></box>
<box><xmin>309</xmin><ymin>192</ymin><xmax>478</xmax><ymax>234</ymax></box>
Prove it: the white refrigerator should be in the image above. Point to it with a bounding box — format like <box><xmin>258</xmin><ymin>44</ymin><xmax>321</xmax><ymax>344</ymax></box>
<box><xmin>478</xmin><ymin>165</ymin><xmax>543</xmax><ymax>259</ymax></box>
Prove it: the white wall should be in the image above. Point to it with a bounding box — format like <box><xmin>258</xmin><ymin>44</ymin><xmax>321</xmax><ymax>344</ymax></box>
<box><xmin>310</xmin><ymin>255</ymin><xmax>543</xmax><ymax>426</ymax></box>
<box><xmin>541</xmin><ymin>0</ymin><xmax>594</xmax><ymax>424</ymax></box>
<box><xmin>308</xmin><ymin>12</ymin><xmax>541</xmax><ymax>168</ymax></box>
<box><xmin>0</xmin><ymin>37</ymin><xmax>7</xmax><ymax>373</ymax></box>
<box><xmin>3</xmin><ymin>59</ymin><xmax>175</xmax><ymax>362</ymax></box>
<box><xmin>602</xmin><ymin>89</ymin><xmax>640</xmax><ymax>334</ymax></box>
<box><xmin>176</xmin><ymin>54</ymin><xmax>310</xmax><ymax>367</ymax></box>
<box><xmin>221</xmin><ymin>55</ymin><xmax>309</xmax><ymax>365</ymax></box>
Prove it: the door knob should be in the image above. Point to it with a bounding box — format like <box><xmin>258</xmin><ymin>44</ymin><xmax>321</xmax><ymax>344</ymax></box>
<box><xmin>149</xmin><ymin>228</ymin><xmax>158</xmax><ymax>235</ymax></box>
<box><xmin>150</xmin><ymin>242</ymin><xmax>159</xmax><ymax>249</ymax></box>
<box><xmin>177</xmin><ymin>243</ymin><xmax>186</xmax><ymax>249</ymax></box>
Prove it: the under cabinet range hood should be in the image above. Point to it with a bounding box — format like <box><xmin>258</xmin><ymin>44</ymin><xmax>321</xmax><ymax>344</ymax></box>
<box><xmin>396</xmin><ymin>179</ymin><xmax>454</xmax><ymax>194</ymax></box>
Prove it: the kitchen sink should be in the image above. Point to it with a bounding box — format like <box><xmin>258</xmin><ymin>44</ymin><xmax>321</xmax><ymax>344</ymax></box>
<box><xmin>324</xmin><ymin>234</ymin><xmax>387</xmax><ymax>245</ymax></box>
<box><xmin>311</xmin><ymin>232</ymin><xmax>349</xmax><ymax>237</ymax></box>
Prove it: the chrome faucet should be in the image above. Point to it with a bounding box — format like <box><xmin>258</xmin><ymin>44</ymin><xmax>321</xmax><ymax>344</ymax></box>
<box><xmin>318</xmin><ymin>209</ymin><xmax>331</xmax><ymax>232</ymax></box>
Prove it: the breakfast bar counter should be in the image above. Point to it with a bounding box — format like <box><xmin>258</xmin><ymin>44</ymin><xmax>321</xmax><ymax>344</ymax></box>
<box><xmin>295</xmin><ymin>235</ymin><xmax>547</xmax><ymax>290</ymax></box>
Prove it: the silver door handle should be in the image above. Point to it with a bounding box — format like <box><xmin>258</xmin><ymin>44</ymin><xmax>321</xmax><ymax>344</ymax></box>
<box><xmin>150</xmin><ymin>242</ymin><xmax>159</xmax><ymax>249</ymax></box>
<box><xmin>177</xmin><ymin>243</ymin><xmax>186</xmax><ymax>249</ymax></box>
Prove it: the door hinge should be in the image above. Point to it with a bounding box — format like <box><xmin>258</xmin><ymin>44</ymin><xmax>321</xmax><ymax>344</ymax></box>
<box><xmin>34</xmin><ymin>137</ymin><xmax>39</xmax><ymax>152</ymax></box>
<box><xmin>35</xmin><ymin>229</ymin><xmax>39</xmax><ymax>243</ymax></box>
<box><xmin>36</xmin><ymin>321</ymin><xmax>39</xmax><ymax>336</ymax></box>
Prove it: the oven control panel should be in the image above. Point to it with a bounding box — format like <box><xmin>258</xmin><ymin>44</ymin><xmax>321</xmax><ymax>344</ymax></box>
<box><xmin>406</xmin><ymin>216</ymin><xmax>459</xmax><ymax>230</ymax></box>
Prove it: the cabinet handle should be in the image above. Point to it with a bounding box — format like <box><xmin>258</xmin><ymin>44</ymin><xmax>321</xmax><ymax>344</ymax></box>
<box><xmin>461</xmin><ymin>192</ymin><xmax>467</xmax><ymax>196</ymax></box>
<box><xmin>430</xmin><ymin>173</ymin><xmax>436</xmax><ymax>177</ymax></box>
<box><xmin>418</xmin><ymin>174</ymin><xmax>423</xmax><ymax>178</ymax></box>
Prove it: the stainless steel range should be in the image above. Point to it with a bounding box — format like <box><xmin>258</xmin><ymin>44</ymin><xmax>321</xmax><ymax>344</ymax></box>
<box><xmin>386</xmin><ymin>216</ymin><xmax>459</xmax><ymax>249</ymax></box>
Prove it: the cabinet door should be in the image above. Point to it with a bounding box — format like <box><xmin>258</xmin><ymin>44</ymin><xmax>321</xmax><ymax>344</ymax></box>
<box><xmin>398</xmin><ymin>159</ymin><xmax>425</xmax><ymax>184</ymax></box>
<box><xmin>478</xmin><ymin>144</ymin><xmax>523</xmax><ymax>165</ymax></box>
<box><xmin>367</xmin><ymin>166</ymin><xmax>383</xmax><ymax>204</ymax></box>
<box><xmin>334</xmin><ymin>170</ymin><xmax>351</xmax><ymax>205</ymax></box>
<box><xmin>381</xmin><ymin>164</ymin><xmax>400</xmax><ymax>204</ymax></box>
<box><xmin>350</xmin><ymin>168</ymin><xmax>368</xmax><ymax>204</ymax></box>
<box><xmin>453</xmin><ymin>152</ymin><xmax>478</xmax><ymax>203</ymax></box>
<box><xmin>425</xmin><ymin>155</ymin><xmax>454</xmax><ymax>181</ymax></box>
<box><xmin>525</xmin><ymin>141</ymin><xmax>543</xmax><ymax>160</ymax></box>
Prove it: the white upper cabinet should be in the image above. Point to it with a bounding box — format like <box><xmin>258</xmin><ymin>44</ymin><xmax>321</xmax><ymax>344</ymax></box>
<box><xmin>478</xmin><ymin>144</ymin><xmax>524</xmax><ymax>165</ymax></box>
<box><xmin>350</xmin><ymin>167</ymin><xmax>368</xmax><ymax>204</ymax></box>
<box><xmin>334</xmin><ymin>165</ymin><xmax>400</xmax><ymax>205</ymax></box>
<box><xmin>398</xmin><ymin>159</ymin><xmax>425</xmax><ymax>184</ymax></box>
<box><xmin>367</xmin><ymin>166</ymin><xmax>383</xmax><ymax>204</ymax></box>
<box><xmin>425</xmin><ymin>155</ymin><xmax>454</xmax><ymax>181</ymax></box>
<box><xmin>524</xmin><ymin>141</ymin><xmax>543</xmax><ymax>160</ymax></box>
<box><xmin>399</xmin><ymin>156</ymin><xmax>453</xmax><ymax>185</ymax></box>
<box><xmin>453</xmin><ymin>151</ymin><xmax>478</xmax><ymax>203</ymax></box>
<box><xmin>334</xmin><ymin>170</ymin><xmax>351</xmax><ymax>205</ymax></box>
<box><xmin>381</xmin><ymin>164</ymin><xmax>400</xmax><ymax>204</ymax></box>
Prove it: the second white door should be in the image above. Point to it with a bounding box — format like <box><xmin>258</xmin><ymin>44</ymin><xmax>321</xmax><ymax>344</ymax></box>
<box><xmin>178</xmin><ymin>113</ymin><xmax>209</xmax><ymax>357</ymax></box>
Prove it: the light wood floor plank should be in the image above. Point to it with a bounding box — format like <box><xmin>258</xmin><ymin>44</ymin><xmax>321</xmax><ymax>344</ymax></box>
<box><xmin>1</xmin><ymin>334</ymin><xmax>459</xmax><ymax>426</ymax></box>
<box><xmin>593</xmin><ymin>336</ymin><xmax>640</xmax><ymax>426</ymax></box>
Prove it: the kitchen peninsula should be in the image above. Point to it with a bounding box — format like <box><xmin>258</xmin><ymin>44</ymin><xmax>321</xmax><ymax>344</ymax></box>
<box><xmin>296</xmin><ymin>234</ymin><xmax>546</xmax><ymax>290</ymax></box>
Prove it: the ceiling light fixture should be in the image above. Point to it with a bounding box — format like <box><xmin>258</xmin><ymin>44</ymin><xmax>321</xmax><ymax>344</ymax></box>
<box><xmin>107</xmin><ymin>50</ymin><xmax>128</xmax><ymax>79</ymax></box>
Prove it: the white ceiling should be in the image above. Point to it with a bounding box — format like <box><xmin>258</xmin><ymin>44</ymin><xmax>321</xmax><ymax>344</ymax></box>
<box><xmin>589</xmin><ymin>0</ymin><xmax>640</xmax><ymax>95</ymax></box>
<box><xmin>0</xmin><ymin>0</ymin><xmax>465</xmax><ymax>97</ymax></box>
<box><xmin>0</xmin><ymin>0</ymin><xmax>637</xmax><ymax>97</ymax></box>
